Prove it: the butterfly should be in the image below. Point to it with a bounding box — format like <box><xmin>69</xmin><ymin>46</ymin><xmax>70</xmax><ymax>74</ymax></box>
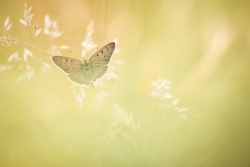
<box><xmin>51</xmin><ymin>42</ymin><xmax>115</xmax><ymax>86</ymax></box>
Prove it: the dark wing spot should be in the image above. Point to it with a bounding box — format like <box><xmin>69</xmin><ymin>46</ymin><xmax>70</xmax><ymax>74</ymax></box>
<box><xmin>101</xmin><ymin>50</ymin><xmax>103</xmax><ymax>54</ymax></box>
<box><xmin>97</xmin><ymin>54</ymin><xmax>99</xmax><ymax>56</ymax></box>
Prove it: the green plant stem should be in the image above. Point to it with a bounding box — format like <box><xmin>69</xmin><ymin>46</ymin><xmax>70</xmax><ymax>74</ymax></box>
<box><xmin>17</xmin><ymin>41</ymin><xmax>49</xmax><ymax>55</ymax></box>
<box><xmin>27</xmin><ymin>23</ymin><xmax>35</xmax><ymax>45</ymax></box>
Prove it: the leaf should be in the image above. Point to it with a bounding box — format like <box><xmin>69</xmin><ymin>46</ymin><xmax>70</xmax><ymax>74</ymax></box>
<box><xmin>19</xmin><ymin>19</ymin><xmax>27</xmax><ymax>26</ymax></box>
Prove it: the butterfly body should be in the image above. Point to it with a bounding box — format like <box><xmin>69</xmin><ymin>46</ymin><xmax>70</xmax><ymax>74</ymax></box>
<box><xmin>80</xmin><ymin>59</ymin><xmax>91</xmax><ymax>70</ymax></box>
<box><xmin>51</xmin><ymin>42</ymin><xmax>115</xmax><ymax>86</ymax></box>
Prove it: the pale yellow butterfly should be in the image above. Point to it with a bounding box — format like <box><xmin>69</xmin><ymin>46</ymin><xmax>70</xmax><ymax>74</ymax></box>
<box><xmin>51</xmin><ymin>42</ymin><xmax>115</xmax><ymax>86</ymax></box>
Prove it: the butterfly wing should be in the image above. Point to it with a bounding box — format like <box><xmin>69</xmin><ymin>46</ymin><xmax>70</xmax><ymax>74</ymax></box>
<box><xmin>90</xmin><ymin>66</ymin><xmax>109</xmax><ymax>82</ymax></box>
<box><xmin>51</xmin><ymin>56</ymin><xmax>82</xmax><ymax>74</ymax></box>
<box><xmin>89</xmin><ymin>42</ymin><xmax>115</xmax><ymax>66</ymax></box>
<box><xmin>68</xmin><ymin>68</ymin><xmax>90</xmax><ymax>86</ymax></box>
<box><xmin>88</xmin><ymin>42</ymin><xmax>115</xmax><ymax>82</ymax></box>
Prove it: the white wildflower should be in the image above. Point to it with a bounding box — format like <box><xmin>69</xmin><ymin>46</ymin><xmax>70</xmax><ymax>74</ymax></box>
<box><xmin>19</xmin><ymin>2</ymin><xmax>34</xmax><ymax>26</ymax></box>
<box><xmin>19</xmin><ymin>19</ymin><xmax>27</xmax><ymax>26</ymax></box>
<box><xmin>41</xmin><ymin>62</ymin><xmax>51</xmax><ymax>73</ymax></box>
<box><xmin>104</xmin><ymin>63</ymin><xmax>119</xmax><ymax>81</ymax></box>
<box><xmin>81</xmin><ymin>21</ymin><xmax>96</xmax><ymax>58</ymax></box>
<box><xmin>23</xmin><ymin>48</ymin><xmax>33</xmax><ymax>62</ymax></box>
<box><xmin>72</xmin><ymin>84</ymin><xmax>86</xmax><ymax>107</ymax></box>
<box><xmin>150</xmin><ymin>77</ymin><xmax>173</xmax><ymax>100</ymax></box>
<box><xmin>4</xmin><ymin>16</ymin><xmax>12</xmax><ymax>32</ymax></box>
<box><xmin>172</xmin><ymin>99</ymin><xmax>179</xmax><ymax>106</ymax></box>
<box><xmin>151</xmin><ymin>78</ymin><xmax>189</xmax><ymax>120</ymax></box>
<box><xmin>113</xmin><ymin>103</ymin><xmax>140</xmax><ymax>134</ymax></box>
<box><xmin>4</xmin><ymin>16</ymin><xmax>10</xmax><ymax>28</ymax></box>
<box><xmin>96</xmin><ymin>90</ymin><xmax>110</xmax><ymax>104</ymax></box>
<box><xmin>0</xmin><ymin>35</ymin><xmax>18</xmax><ymax>47</ymax></box>
<box><xmin>181</xmin><ymin>114</ymin><xmax>188</xmax><ymax>119</ymax></box>
<box><xmin>0</xmin><ymin>64</ymin><xmax>13</xmax><ymax>72</ymax></box>
<box><xmin>17</xmin><ymin>64</ymin><xmax>35</xmax><ymax>83</ymax></box>
<box><xmin>59</xmin><ymin>45</ymin><xmax>70</xmax><ymax>49</ymax></box>
<box><xmin>103</xmin><ymin>41</ymin><xmax>123</xmax><ymax>82</ymax></box>
<box><xmin>177</xmin><ymin>108</ymin><xmax>189</xmax><ymax>112</ymax></box>
<box><xmin>43</xmin><ymin>15</ymin><xmax>62</xmax><ymax>39</ymax></box>
<box><xmin>48</xmin><ymin>45</ymin><xmax>61</xmax><ymax>55</ymax></box>
<box><xmin>34</xmin><ymin>28</ymin><xmax>42</xmax><ymax>37</ymax></box>
<box><xmin>96</xmin><ymin>102</ymin><xmax>141</xmax><ymax>156</ymax></box>
<box><xmin>8</xmin><ymin>52</ymin><xmax>21</xmax><ymax>62</ymax></box>
<box><xmin>33</xmin><ymin>23</ymin><xmax>42</xmax><ymax>37</ymax></box>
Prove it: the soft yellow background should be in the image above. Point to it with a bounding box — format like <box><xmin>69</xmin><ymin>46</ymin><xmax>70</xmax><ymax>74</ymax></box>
<box><xmin>0</xmin><ymin>0</ymin><xmax>250</xmax><ymax>166</ymax></box>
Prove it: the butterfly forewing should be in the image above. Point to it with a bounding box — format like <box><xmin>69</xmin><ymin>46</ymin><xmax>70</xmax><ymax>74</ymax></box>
<box><xmin>89</xmin><ymin>42</ymin><xmax>115</xmax><ymax>66</ymax></box>
<box><xmin>68</xmin><ymin>68</ymin><xmax>90</xmax><ymax>86</ymax></box>
<box><xmin>52</xmin><ymin>56</ymin><xmax>82</xmax><ymax>74</ymax></box>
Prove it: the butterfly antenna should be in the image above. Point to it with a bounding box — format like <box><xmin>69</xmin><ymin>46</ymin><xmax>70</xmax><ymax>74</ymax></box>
<box><xmin>69</xmin><ymin>49</ymin><xmax>83</xmax><ymax>59</ymax></box>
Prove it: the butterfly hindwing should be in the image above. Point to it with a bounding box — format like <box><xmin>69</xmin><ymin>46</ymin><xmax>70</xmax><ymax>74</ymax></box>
<box><xmin>90</xmin><ymin>65</ymin><xmax>109</xmax><ymax>82</ymax></box>
<box><xmin>51</xmin><ymin>56</ymin><xmax>82</xmax><ymax>74</ymax></box>
<box><xmin>89</xmin><ymin>42</ymin><xmax>115</xmax><ymax>66</ymax></box>
<box><xmin>68</xmin><ymin>68</ymin><xmax>90</xmax><ymax>86</ymax></box>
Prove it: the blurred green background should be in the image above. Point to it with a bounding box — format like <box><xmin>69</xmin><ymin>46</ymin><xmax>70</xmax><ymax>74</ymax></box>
<box><xmin>0</xmin><ymin>0</ymin><xmax>250</xmax><ymax>166</ymax></box>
